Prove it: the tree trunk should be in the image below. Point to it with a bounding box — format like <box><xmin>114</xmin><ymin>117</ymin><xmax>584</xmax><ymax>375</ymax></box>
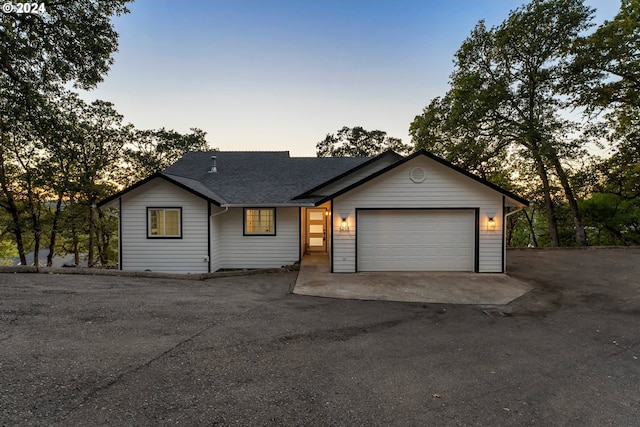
<box><xmin>73</xmin><ymin>229</ymin><xmax>80</xmax><ymax>266</ymax></box>
<box><xmin>97</xmin><ymin>207</ymin><xmax>110</xmax><ymax>266</ymax></box>
<box><xmin>534</xmin><ymin>156</ymin><xmax>560</xmax><ymax>246</ymax></box>
<box><xmin>3</xmin><ymin>196</ymin><xmax>27</xmax><ymax>265</ymax></box>
<box><xmin>605</xmin><ymin>225</ymin><xmax>632</xmax><ymax>246</ymax></box>
<box><xmin>88</xmin><ymin>198</ymin><xmax>96</xmax><ymax>267</ymax></box>
<box><xmin>47</xmin><ymin>194</ymin><xmax>64</xmax><ymax>266</ymax></box>
<box><xmin>525</xmin><ymin>76</ymin><xmax>560</xmax><ymax>247</ymax></box>
<box><xmin>100</xmin><ymin>236</ymin><xmax>110</xmax><ymax>266</ymax></box>
<box><xmin>0</xmin><ymin>147</ymin><xmax>27</xmax><ymax>265</ymax></box>
<box><xmin>523</xmin><ymin>208</ymin><xmax>539</xmax><ymax>248</ymax></box>
<box><xmin>548</xmin><ymin>152</ymin><xmax>588</xmax><ymax>246</ymax></box>
<box><xmin>30</xmin><ymin>204</ymin><xmax>41</xmax><ymax>267</ymax></box>
<box><xmin>32</xmin><ymin>223</ymin><xmax>40</xmax><ymax>266</ymax></box>
<box><xmin>0</xmin><ymin>189</ymin><xmax>26</xmax><ymax>264</ymax></box>
<box><xmin>506</xmin><ymin>216</ymin><xmax>514</xmax><ymax>246</ymax></box>
<box><xmin>23</xmin><ymin>173</ymin><xmax>41</xmax><ymax>267</ymax></box>
<box><xmin>528</xmin><ymin>131</ymin><xmax>560</xmax><ymax>247</ymax></box>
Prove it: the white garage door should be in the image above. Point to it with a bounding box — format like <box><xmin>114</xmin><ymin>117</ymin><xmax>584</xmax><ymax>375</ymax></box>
<box><xmin>357</xmin><ymin>210</ymin><xmax>475</xmax><ymax>272</ymax></box>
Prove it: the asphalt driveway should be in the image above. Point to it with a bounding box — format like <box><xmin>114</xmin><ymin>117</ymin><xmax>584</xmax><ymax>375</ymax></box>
<box><xmin>1</xmin><ymin>248</ymin><xmax>639</xmax><ymax>426</ymax></box>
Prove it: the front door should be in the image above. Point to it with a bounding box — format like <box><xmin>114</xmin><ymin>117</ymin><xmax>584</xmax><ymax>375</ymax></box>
<box><xmin>307</xmin><ymin>208</ymin><xmax>327</xmax><ymax>252</ymax></box>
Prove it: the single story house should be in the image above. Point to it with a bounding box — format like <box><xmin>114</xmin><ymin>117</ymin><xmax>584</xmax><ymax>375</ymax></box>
<box><xmin>98</xmin><ymin>150</ymin><xmax>528</xmax><ymax>274</ymax></box>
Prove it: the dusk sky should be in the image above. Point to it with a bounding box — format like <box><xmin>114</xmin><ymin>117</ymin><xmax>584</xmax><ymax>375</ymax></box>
<box><xmin>80</xmin><ymin>0</ymin><xmax>621</xmax><ymax>156</ymax></box>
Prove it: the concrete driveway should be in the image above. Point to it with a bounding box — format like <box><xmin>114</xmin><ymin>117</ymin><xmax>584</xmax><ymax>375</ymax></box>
<box><xmin>294</xmin><ymin>254</ymin><xmax>533</xmax><ymax>304</ymax></box>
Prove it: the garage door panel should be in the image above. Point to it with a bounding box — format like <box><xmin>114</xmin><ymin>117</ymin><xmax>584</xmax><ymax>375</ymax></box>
<box><xmin>357</xmin><ymin>210</ymin><xmax>475</xmax><ymax>272</ymax></box>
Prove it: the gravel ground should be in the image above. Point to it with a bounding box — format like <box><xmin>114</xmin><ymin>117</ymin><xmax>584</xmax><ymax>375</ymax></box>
<box><xmin>1</xmin><ymin>248</ymin><xmax>639</xmax><ymax>426</ymax></box>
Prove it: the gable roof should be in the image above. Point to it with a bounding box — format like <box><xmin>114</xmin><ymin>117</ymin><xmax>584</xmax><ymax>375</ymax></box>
<box><xmin>292</xmin><ymin>150</ymin><xmax>403</xmax><ymax>199</ymax></box>
<box><xmin>312</xmin><ymin>149</ymin><xmax>530</xmax><ymax>206</ymax></box>
<box><xmin>98</xmin><ymin>151</ymin><xmax>371</xmax><ymax>207</ymax></box>
<box><xmin>98</xmin><ymin>149</ymin><xmax>528</xmax><ymax>208</ymax></box>
<box><xmin>97</xmin><ymin>172</ymin><xmax>228</xmax><ymax>208</ymax></box>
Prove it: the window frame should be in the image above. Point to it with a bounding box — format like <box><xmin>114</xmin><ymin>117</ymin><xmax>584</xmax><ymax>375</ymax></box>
<box><xmin>147</xmin><ymin>207</ymin><xmax>183</xmax><ymax>239</ymax></box>
<box><xmin>243</xmin><ymin>207</ymin><xmax>276</xmax><ymax>236</ymax></box>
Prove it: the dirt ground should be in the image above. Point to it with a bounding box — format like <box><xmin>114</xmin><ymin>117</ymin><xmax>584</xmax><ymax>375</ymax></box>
<box><xmin>1</xmin><ymin>248</ymin><xmax>639</xmax><ymax>426</ymax></box>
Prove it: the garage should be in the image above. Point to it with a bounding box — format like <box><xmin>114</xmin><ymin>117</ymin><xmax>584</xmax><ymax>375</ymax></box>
<box><xmin>357</xmin><ymin>209</ymin><xmax>476</xmax><ymax>272</ymax></box>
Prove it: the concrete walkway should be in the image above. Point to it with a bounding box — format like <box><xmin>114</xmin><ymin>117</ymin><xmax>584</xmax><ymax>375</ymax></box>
<box><xmin>293</xmin><ymin>254</ymin><xmax>533</xmax><ymax>305</ymax></box>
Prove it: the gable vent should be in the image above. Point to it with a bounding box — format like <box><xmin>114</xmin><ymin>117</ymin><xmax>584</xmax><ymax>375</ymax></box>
<box><xmin>410</xmin><ymin>167</ymin><xmax>426</xmax><ymax>183</ymax></box>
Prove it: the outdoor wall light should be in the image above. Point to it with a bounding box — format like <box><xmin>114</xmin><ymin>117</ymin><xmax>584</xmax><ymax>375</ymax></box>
<box><xmin>340</xmin><ymin>217</ymin><xmax>350</xmax><ymax>231</ymax></box>
<box><xmin>487</xmin><ymin>217</ymin><xmax>496</xmax><ymax>230</ymax></box>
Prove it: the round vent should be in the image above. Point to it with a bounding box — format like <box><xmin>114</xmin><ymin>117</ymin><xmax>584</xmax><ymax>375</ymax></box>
<box><xmin>410</xmin><ymin>167</ymin><xmax>426</xmax><ymax>183</ymax></box>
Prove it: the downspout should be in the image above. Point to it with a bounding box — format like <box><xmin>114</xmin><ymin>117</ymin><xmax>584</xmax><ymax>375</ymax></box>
<box><xmin>211</xmin><ymin>206</ymin><xmax>229</xmax><ymax>217</ymax></box>
<box><xmin>505</xmin><ymin>205</ymin><xmax>524</xmax><ymax>221</ymax></box>
<box><xmin>504</xmin><ymin>206</ymin><xmax>525</xmax><ymax>242</ymax></box>
<box><xmin>207</xmin><ymin>203</ymin><xmax>211</xmax><ymax>272</ymax></box>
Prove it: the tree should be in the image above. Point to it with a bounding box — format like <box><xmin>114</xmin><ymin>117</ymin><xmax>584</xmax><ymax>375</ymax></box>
<box><xmin>566</xmin><ymin>0</ymin><xmax>640</xmax><ymax>245</ymax></box>
<box><xmin>0</xmin><ymin>1</ymin><xmax>131</xmax><ymax>92</ymax></box>
<box><xmin>0</xmin><ymin>209</ymin><xmax>18</xmax><ymax>263</ymax></box>
<box><xmin>124</xmin><ymin>128</ymin><xmax>211</xmax><ymax>184</ymax></box>
<box><xmin>580</xmin><ymin>192</ymin><xmax>640</xmax><ymax>245</ymax></box>
<box><xmin>73</xmin><ymin>99</ymin><xmax>129</xmax><ymax>267</ymax></box>
<box><xmin>1</xmin><ymin>0</ymin><xmax>131</xmax><ymax>265</ymax></box>
<box><xmin>0</xmin><ymin>80</ymin><xmax>56</xmax><ymax>265</ymax></box>
<box><xmin>568</xmin><ymin>0</ymin><xmax>640</xmax><ymax>121</ymax></box>
<box><xmin>317</xmin><ymin>126</ymin><xmax>411</xmax><ymax>157</ymax></box>
<box><xmin>410</xmin><ymin>0</ymin><xmax>594</xmax><ymax>246</ymax></box>
<box><xmin>570</xmin><ymin>1</ymin><xmax>640</xmax><ymax>186</ymax></box>
<box><xmin>409</xmin><ymin>95</ymin><xmax>513</xmax><ymax>184</ymax></box>
<box><xmin>39</xmin><ymin>95</ymin><xmax>78</xmax><ymax>267</ymax></box>
<box><xmin>0</xmin><ymin>87</ymin><xmax>30</xmax><ymax>265</ymax></box>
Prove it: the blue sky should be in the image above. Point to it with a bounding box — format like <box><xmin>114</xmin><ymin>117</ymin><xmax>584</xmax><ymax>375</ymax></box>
<box><xmin>81</xmin><ymin>0</ymin><xmax>621</xmax><ymax>156</ymax></box>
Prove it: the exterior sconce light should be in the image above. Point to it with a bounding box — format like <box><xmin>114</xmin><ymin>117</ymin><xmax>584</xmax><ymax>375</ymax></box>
<box><xmin>487</xmin><ymin>217</ymin><xmax>496</xmax><ymax>230</ymax></box>
<box><xmin>340</xmin><ymin>217</ymin><xmax>349</xmax><ymax>231</ymax></box>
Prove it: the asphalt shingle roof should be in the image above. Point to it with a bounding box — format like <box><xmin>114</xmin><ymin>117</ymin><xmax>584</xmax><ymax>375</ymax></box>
<box><xmin>162</xmin><ymin>151</ymin><xmax>370</xmax><ymax>205</ymax></box>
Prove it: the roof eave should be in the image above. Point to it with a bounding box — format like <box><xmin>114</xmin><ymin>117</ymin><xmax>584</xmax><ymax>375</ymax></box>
<box><xmin>222</xmin><ymin>202</ymin><xmax>317</xmax><ymax>208</ymax></box>
<box><xmin>292</xmin><ymin>150</ymin><xmax>403</xmax><ymax>200</ymax></box>
<box><xmin>96</xmin><ymin>172</ymin><xmax>224</xmax><ymax>208</ymax></box>
<box><xmin>314</xmin><ymin>149</ymin><xmax>530</xmax><ymax>206</ymax></box>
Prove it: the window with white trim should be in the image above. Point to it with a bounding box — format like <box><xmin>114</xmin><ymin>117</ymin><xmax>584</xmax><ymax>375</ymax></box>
<box><xmin>147</xmin><ymin>208</ymin><xmax>182</xmax><ymax>238</ymax></box>
<box><xmin>244</xmin><ymin>208</ymin><xmax>275</xmax><ymax>235</ymax></box>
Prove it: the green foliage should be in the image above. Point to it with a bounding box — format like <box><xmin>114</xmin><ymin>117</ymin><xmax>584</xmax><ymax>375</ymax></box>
<box><xmin>568</xmin><ymin>0</ymin><xmax>640</xmax><ymax>115</ymax></box>
<box><xmin>409</xmin><ymin>95</ymin><xmax>513</xmax><ymax>181</ymax></box>
<box><xmin>317</xmin><ymin>126</ymin><xmax>411</xmax><ymax>157</ymax></box>
<box><xmin>580</xmin><ymin>193</ymin><xmax>640</xmax><ymax>245</ymax></box>
<box><xmin>410</xmin><ymin>0</ymin><xmax>597</xmax><ymax>246</ymax></box>
<box><xmin>55</xmin><ymin>201</ymin><xmax>89</xmax><ymax>263</ymax></box>
<box><xmin>0</xmin><ymin>1</ymin><xmax>131</xmax><ymax>91</ymax></box>
<box><xmin>124</xmin><ymin>128</ymin><xmax>212</xmax><ymax>184</ymax></box>
<box><xmin>568</xmin><ymin>0</ymin><xmax>640</xmax><ymax>241</ymax></box>
<box><xmin>598</xmin><ymin>142</ymin><xmax>640</xmax><ymax>199</ymax></box>
<box><xmin>1</xmin><ymin>0</ymin><xmax>132</xmax><ymax>265</ymax></box>
<box><xmin>580</xmin><ymin>138</ymin><xmax>640</xmax><ymax>246</ymax></box>
<box><xmin>506</xmin><ymin>207</ymin><xmax>538</xmax><ymax>247</ymax></box>
<box><xmin>0</xmin><ymin>235</ymin><xmax>17</xmax><ymax>259</ymax></box>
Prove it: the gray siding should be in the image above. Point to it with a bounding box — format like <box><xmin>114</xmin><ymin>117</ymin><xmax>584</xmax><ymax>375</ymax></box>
<box><xmin>332</xmin><ymin>156</ymin><xmax>504</xmax><ymax>273</ymax></box>
<box><xmin>215</xmin><ymin>207</ymin><xmax>299</xmax><ymax>269</ymax></box>
<box><xmin>120</xmin><ymin>179</ymin><xmax>209</xmax><ymax>274</ymax></box>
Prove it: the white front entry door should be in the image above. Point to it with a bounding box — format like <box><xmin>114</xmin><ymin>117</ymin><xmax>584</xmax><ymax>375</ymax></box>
<box><xmin>307</xmin><ymin>209</ymin><xmax>327</xmax><ymax>252</ymax></box>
